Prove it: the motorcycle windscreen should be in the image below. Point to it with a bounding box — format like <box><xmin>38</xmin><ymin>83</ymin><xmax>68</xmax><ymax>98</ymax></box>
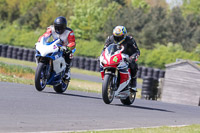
<box><xmin>106</xmin><ymin>44</ymin><xmax>121</xmax><ymax>55</ymax></box>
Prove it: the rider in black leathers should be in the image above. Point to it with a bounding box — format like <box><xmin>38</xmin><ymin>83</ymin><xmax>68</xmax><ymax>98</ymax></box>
<box><xmin>103</xmin><ymin>26</ymin><xmax>140</xmax><ymax>91</ymax></box>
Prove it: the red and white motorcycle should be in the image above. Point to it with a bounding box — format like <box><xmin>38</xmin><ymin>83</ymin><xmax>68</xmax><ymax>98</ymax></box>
<box><xmin>100</xmin><ymin>43</ymin><xmax>136</xmax><ymax>105</ymax></box>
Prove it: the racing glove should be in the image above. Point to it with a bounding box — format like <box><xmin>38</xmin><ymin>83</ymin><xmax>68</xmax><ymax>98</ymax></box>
<box><xmin>128</xmin><ymin>53</ymin><xmax>139</xmax><ymax>63</ymax></box>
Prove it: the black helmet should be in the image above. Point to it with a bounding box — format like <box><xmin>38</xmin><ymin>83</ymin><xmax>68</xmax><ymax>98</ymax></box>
<box><xmin>54</xmin><ymin>16</ymin><xmax>67</xmax><ymax>34</ymax></box>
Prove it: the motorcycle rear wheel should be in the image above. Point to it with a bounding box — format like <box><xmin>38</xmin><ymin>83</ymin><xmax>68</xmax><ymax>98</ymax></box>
<box><xmin>35</xmin><ymin>62</ymin><xmax>47</xmax><ymax>91</ymax></box>
<box><xmin>102</xmin><ymin>74</ymin><xmax>114</xmax><ymax>104</ymax></box>
<box><xmin>53</xmin><ymin>82</ymin><xmax>68</xmax><ymax>93</ymax></box>
<box><xmin>120</xmin><ymin>90</ymin><xmax>136</xmax><ymax>105</ymax></box>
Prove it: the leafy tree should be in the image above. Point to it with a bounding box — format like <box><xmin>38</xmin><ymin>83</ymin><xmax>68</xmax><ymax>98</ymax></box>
<box><xmin>182</xmin><ymin>0</ymin><xmax>200</xmax><ymax>16</ymax></box>
<box><xmin>140</xmin><ymin>7</ymin><xmax>168</xmax><ymax>49</ymax></box>
<box><xmin>4</xmin><ymin>0</ymin><xmax>20</xmax><ymax>23</ymax></box>
<box><xmin>0</xmin><ymin>0</ymin><xmax>8</xmax><ymax>21</ymax></box>
<box><xmin>104</xmin><ymin>7</ymin><xmax>149</xmax><ymax>45</ymax></box>
<box><xmin>39</xmin><ymin>0</ymin><xmax>74</xmax><ymax>28</ymax></box>
<box><xmin>18</xmin><ymin>1</ymin><xmax>46</xmax><ymax>29</ymax></box>
<box><xmin>166</xmin><ymin>7</ymin><xmax>200</xmax><ymax>51</ymax></box>
<box><xmin>18</xmin><ymin>0</ymin><xmax>42</xmax><ymax>15</ymax></box>
<box><xmin>131</xmin><ymin>0</ymin><xmax>149</xmax><ymax>9</ymax></box>
<box><xmin>166</xmin><ymin>8</ymin><xmax>185</xmax><ymax>45</ymax></box>
<box><xmin>69</xmin><ymin>0</ymin><xmax>119</xmax><ymax>40</ymax></box>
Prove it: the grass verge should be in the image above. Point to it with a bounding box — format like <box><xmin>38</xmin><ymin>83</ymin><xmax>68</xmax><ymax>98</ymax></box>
<box><xmin>0</xmin><ymin>61</ymin><xmax>141</xmax><ymax>98</ymax></box>
<box><xmin>69</xmin><ymin>124</ymin><xmax>200</xmax><ymax>133</ymax></box>
<box><xmin>0</xmin><ymin>57</ymin><xmax>101</xmax><ymax>77</ymax></box>
<box><xmin>0</xmin><ymin>57</ymin><xmax>143</xmax><ymax>84</ymax></box>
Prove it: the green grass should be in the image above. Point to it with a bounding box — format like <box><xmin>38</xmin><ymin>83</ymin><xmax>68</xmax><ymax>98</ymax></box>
<box><xmin>0</xmin><ymin>57</ymin><xmax>37</xmax><ymax>67</ymax></box>
<box><xmin>0</xmin><ymin>62</ymin><xmax>35</xmax><ymax>74</ymax></box>
<box><xmin>69</xmin><ymin>125</ymin><xmax>200</xmax><ymax>133</ymax></box>
<box><xmin>0</xmin><ymin>57</ymin><xmax>100</xmax><ymax>77</ymax></box>
<box><xmin>0</xmin><ymin>57</ymin><xmax>143</xmax><ymax>84</ymax></box>
<box><xmin>0</xmin><ymin>60</ymin><xmax>142</xmax><ymax>98</ymax></box>
<box><xmin>0</xmin><ymin>74</ymin><xmax>34</xmax><ymax>85</ymax></box>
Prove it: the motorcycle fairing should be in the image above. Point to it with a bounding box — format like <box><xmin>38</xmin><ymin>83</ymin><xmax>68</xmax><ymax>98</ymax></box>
<box><xmin>115</xmin><ymin>67</ymin><xmax>131</xmax><ymax>95</ymax></box>
<box><xmin>35</xmin><ymin>39</ymin><xmax>60</xmax><ymax>57</ymax></box>
<box><xmin>35</xmin><ymin>37</ymin><xmax>67</xmax><ymax>86</ymax></box>
<box><xmin>53</xmin><ymin>57</ymin><xmax>66</xmax><ymax>74</ymax></box>
<box><xmin>46</xmin><ymin>71</ymin><xmax>65</xmax><ymax>85</ymax></box>
<box><xmin>119</xmin><ymin>68</ymin><xmax>130</xmax><ymax>84</ymax></box>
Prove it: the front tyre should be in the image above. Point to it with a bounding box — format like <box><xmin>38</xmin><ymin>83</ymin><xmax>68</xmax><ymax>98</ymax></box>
<box><xmin>102</xmin><ymin>74</ymin><xmax>114</xmax><ymax>104</ymax></box>
<box><xmin>35</xmin><ymin>62</ymin><xmax>47</xmax><ymax>91</ymax></box>
<box><xmin>53</xmin><ymin>82</ymin><xmax>68</xmax><ymax>93</ymax></box>
<box><xmin>120</xmin><ymin>91</ymin><xmax>136</xmax><ymax>105</ymax></box>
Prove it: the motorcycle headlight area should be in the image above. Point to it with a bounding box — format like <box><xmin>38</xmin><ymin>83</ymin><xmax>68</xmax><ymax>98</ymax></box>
<box><xmin>102</xmin><ymin>59</ymin><xmax>107</xmax><ymax>64</ymax></box>
<box><xmin>100</xmin><ymin>55</ymin><xmax>107</xmax><ymax>65</ymax></box>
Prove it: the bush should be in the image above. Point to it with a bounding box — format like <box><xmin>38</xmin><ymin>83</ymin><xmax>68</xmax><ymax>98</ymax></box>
<box><xmin>74</xmin><ymin>39</ymin><xmax>104</xmax><ymax>58</ymax></box>
<box><xmin>139</xmin><ymin>43</ymin><xmax>200</xmax><ymax>69</ymax></box>
<box><xmin>0</xmin><ymin>24</ymin><xmax>44</xmax><ymax>48</ymax></box>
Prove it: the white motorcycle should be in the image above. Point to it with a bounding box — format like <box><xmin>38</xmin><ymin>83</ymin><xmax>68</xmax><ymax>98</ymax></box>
<box><xmin>34</xmin><ymin>36</ymin><xmax>75</xmax><ymax>93</ymax></box>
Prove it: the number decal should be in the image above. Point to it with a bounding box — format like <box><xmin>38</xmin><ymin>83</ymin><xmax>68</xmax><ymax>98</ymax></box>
<box><xmin>113</xmin><ymin>56</ymin><xmax>118</xmax><ymax>62</ymax></box>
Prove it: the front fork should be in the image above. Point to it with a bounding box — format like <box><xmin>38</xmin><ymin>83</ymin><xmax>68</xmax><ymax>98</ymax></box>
<box><xmin>103</xmin><ymin>70</ymin><xmax>118</xmax><ymax>91</ymax></box>
<box><xmin>111</xmin><ymin>75</ymin><xmax>118</xmax><ymax>91</ymax></box>
<box><xmin>36</xmin><ymin>57</ymin><xmax>52</xmax><ymax>80</ymax></box>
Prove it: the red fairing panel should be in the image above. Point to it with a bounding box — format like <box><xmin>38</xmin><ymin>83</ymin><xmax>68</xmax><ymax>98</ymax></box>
<box><xmin>119</xmin><ymin>72</ymin><xmax>129</xmax><ymax>84</ymax></box>
<box><xmin>101</xmin><ymin>71</ymin><xmax>104</xmax><ymax>80</ymax></box>
<box><xmin>110</xmin><ymin>54</ymin><xmax>122</xmax><ymax>65</ymax></box>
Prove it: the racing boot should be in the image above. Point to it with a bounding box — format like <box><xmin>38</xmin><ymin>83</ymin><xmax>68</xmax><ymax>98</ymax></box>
<box><xmin>63</xmin><ymin>65</ymin><xmax>70</xmax><ymax>84</ymax></box>
<box><xmin>129</xmin><ymin>77</ymin><xmax>137</xmax><ymax>92</ymax></box>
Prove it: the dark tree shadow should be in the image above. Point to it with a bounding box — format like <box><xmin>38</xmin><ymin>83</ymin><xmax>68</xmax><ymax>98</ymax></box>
<box><xmin>113</xmin><ymin>104</ymin><xmax>175</xmax><ymax>113</ymax></box>
<box><xmin>42</xmin><ymin>91</ymin><xmax>102</xmax><ymax>100</ymax></box>
<box><xmin>42</xmin><ymin>91</ymin><xmax>174</xmax><ymax>113</ymax></box>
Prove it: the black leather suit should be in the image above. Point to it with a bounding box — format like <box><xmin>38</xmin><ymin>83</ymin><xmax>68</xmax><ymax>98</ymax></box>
<box><xmin>104</xmin><ymin>35</ymin><xmax>140</xmax><ymax>80</ymax></box>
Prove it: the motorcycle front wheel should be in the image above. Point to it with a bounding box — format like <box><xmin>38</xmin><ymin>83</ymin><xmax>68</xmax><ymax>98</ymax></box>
<box><xmin>102</xmin><ymin>74</ymin><xmax>114</xmax><ymax>104</ymax></box>
<box><xmin>53</xmin><ymin>82</ymin><xmax>68</xmax><ymax>93</ymax></box>
<box><xmin>120</xmin><ymin>90</ymin><xmax>136</xmax><ymax>105</ymax></box>
<box><xmin>35</xmin><ymin>62</ymin><xmax>47</xmax><ymax>91</ymax></box>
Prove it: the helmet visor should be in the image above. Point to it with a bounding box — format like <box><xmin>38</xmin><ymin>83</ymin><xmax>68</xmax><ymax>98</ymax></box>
<box><xmin>114</xmin><ymin>35</ymin><xmax>124</xmax><ymax>43</ymax></box>
<box><xmin>54</xmin><ymin>25</ymin><xmax>65</xmax><ymax>34</ymax></box>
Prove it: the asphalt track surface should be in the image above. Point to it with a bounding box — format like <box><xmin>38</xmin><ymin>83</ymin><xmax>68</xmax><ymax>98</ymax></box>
<box><xmin>0</xmin><ymin>81</ymin><xmax>200</xmax><ymax>133</ymax></box>
<box><xmin>71</xmin><ymin>73</ymin><xmax>142</xmax><ymax>89</ymax></box>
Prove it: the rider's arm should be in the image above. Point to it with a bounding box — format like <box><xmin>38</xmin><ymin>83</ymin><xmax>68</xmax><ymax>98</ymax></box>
<box><xmin>65</xmin><ymin>30</ymin><xmax>76</xmax><ymax>51</ymax></box>
<box><xmin>105</xmin><ymin>36</ymin><xmax>113</xmax><ymax>46</ymax></box>
<box><xmin>129</xmin><ymin>37</ymin><xmax>140</xmax><ymax>61</ymax></box>
<box><xmin>38</xmin><ymin>26</ymin><xmax>52</xmax><ymax>42</ymax></box>
<box><xmin>103</xmin><ymin>35</ymin><xmax>113</xmax><ymax>51</ymax></box>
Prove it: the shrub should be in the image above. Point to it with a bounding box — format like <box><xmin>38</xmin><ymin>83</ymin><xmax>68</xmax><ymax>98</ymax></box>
<box><xmin>74</xmin><ymin>39</ymin><xmax>104</xmax><ymax>58</ymax></box>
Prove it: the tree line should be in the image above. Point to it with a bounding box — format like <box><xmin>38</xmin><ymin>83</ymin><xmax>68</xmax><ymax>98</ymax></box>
<box><xmin>0</xmin><ymin>0</ymin><xmax>199</xmax><ymax>68</ymax></box>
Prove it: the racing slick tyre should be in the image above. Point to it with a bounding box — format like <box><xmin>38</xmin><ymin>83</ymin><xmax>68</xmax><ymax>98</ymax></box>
<box><xmin>53</xmin><ymin>82</ymin><xmax>68</xmax><ymax>93</ymax></box>
<box><xmin>102</xmin><ymin>74</ymin><xmax>114</xmax><ymax>104</ymax></box>
<box><xmin>35</xmin><ymin>62</ymin><xmax>47</xmax><ymax>91</ymax></box>
<box><xmin>120</xmin><ymin>90</ymin><xmax>136</xmax><ymax>105</ymax></box>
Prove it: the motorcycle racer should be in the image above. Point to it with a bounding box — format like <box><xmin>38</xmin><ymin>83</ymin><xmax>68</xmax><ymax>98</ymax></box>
<box><xmin>38</xmin><ymin>16</ymin><xmax>76</xmax><ymax>83</ymax></box>
<box><xmin>101</xmin><ymin>25</ymin><xmax>140</xmax><ymax>91</ymax></box>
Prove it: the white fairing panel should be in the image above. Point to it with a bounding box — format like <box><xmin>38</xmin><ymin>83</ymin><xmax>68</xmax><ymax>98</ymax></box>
<box><xmin>35</xmin><ymin>39</ymin><xmax>60</xmax><ymax>56</ymax></box>
<box><xmin>115</xmin><ymin>74</ymin><xmax>131</xmax><ymax>96</ymax></box>
<box><xmin>53</xmin><ymin>57</ymin><xmax>66</xmax><ymax>74</ymax></box>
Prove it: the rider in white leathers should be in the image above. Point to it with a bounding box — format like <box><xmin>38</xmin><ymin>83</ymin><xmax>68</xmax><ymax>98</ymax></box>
<box><xmin>38</xmin><ymin>16</ymin><xmax>76</xmax><ymax>82</ymax></box>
